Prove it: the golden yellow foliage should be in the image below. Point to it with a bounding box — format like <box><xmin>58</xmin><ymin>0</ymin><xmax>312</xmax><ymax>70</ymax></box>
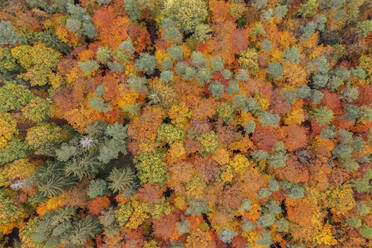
<box><xmin>36</xmin><ymin>193</ymin><xmax>66</xmax><ymax>217</ymax></box>
<box><xmin>212</xmin><ymin>147</ymin><xmax>230</xmax><ymax>165</ymax></box>
<box><xmin>0</xmin><ymin>113</ymin><xmax>18</xmax><ymax>149</ymax></box>
<box><xmin>0</xmin><ymin>159</ymin><xmax>37</xmax><ymax>187</ymax></box>
<box><xmin>230</xmin><ymin>154</ymin><xmax>252</xmax><ymax>174</ymax></box>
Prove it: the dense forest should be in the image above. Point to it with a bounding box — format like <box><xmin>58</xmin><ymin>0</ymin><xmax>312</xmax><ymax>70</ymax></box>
<box><xmin>0</xmin><ymin>0</ymin><xmax>371</xmax><ymax>247</ymax></box>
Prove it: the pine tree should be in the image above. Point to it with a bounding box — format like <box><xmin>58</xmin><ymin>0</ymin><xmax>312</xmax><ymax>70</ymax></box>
<box><xmin>134</xmin><ymin>53</ymin><xmax>157</xmax><ymax>75</ymax></box>
<box><xmin>87</xmin><ymin>179</ymin><xmax>109</xmax><ymax>199</ymax></box>
<box><xmin>107</xmin><ymin>167</ymin><xmax>137</xmax><ymax>194</ymax></box>
<box><xmin>0</xmin><ymin>21</ymin><xmax>24</xmax><ymax>46</ymax></box>
<box><xmin>32</xmin><ymin>162</ymin><xmax>76</xmax><ymax>197</ymax></box>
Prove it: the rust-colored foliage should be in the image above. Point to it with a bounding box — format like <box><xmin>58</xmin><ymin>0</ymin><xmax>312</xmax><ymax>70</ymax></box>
<box><xmin>277</xmin><ymin>155</ymin><xmax>309</xmax><ymax>184</ymax></box>
<box><xmin>192</xmin><ymin>98</ymin><xmax>217</xmax><ymax>121</ymax></box>
<box><xmin>137</xmin><ymin>183</ymin><xmax>164</xmax><ymax>203</ymax></box>
<box><xmin>88</xmin><ymin>195</ymin><xmax>110</xmax><ymax>215</ymax></box>
<box><xmin>92</xmin><ymin>6</ymin><xmax>130</xmax><ymax>49</ymax></box>
<box><xmin>251</xmin><ymin>125</ymin><xmax>278</xmax><ymax>152</ymax></box>
<box><xmin>281</xmin><ymin>124</ymin><xmax>308</xmax><ymax>152</ymax></box>
<box><xmin>152</xmin><ymin>212</ymin><xmax>179</xmax><ymax>240</ymax></box>
<box><xmin>239</xmin><ymin>167</ymin><xmax>267</xmax><ymax>201</ymax></box>
<box><xmin>286</xmin><ymin>198</ymin><xmax>316</xmax><ymax>226</ymax></box>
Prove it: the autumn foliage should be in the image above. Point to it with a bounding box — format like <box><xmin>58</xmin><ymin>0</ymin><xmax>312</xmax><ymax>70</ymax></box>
<box><xmin>0</xmin><ymin>0</ymin><xmax>371</xmax><ymax>247</ymax></box>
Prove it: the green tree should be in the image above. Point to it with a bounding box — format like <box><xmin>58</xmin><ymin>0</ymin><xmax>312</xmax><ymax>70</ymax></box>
<box><xmin>31</xmin><ymin>207</ymin><xmax>100</xmax><ymax>246</ymax></box>
<box><xmin>267</xmin><ymin>62</ymin><xmax>283</xmax><ymax>80</ymax></box>
<box><xmin>312</xmin><ymin>106</ymin><xmax>334</xmax><ymax>124</ymax></box>
<box><xmin>167</xmin><ymin>46</ymin><xmax>184</xmax><ymax>61</ymax></box>
<box><xmin>31</xmin><ymin>162</ymin><xmax>76</xmax><ymax>197</ymax></box>
<box><xmin>163</xmin><ymin>0</ymin><xmax>208</xmax><ymax>34</ymax></box>
<box><xmin>26</xmin><ymin>123</ymin><xmax>64</xmax><ymax>150</ymax></box>
<box><xmin>22</xmin><ymin>97</ymin><xmax>52</xmax><ymax>123</ymax></box>
<box><xmin>358</xmin><ymin>20</ymin><xmax>372</xmax><ymax>38</ymax></box>
<box><xmin>87</xmin><ymin>179</ymin><xmax>109</xmax><ymax>199</ymax></box>
<box><xmin>89</xmin><ymin>96</ymin><xmax>112</xmax><ymax>113</ymax></box>
<box><xmin>0</xmin><ymin>139</ymin><xmax>29</xmax><ymax>166</ymax></box>
<box><xmin>66</xmin><ymin>3</ymin><xmax>97</xmax><ymax>38</ymax></box>
<box><xmin>0</xmin><ymin>82</ymin><xmax>33</xmax><ymax>112</ymax></box>
<box><xmin>191</xmin><ymin>51</ymin><xmax>206</xmax><ymax>67</ymax></box>
<box><xmin>216</xmin><ymin>101</ymin><xmax>234</xmax><ymax>123</ymax></box>
<box><xmin>134</xmin><ymin>53</ymin><xmax>157</xmax><ymax>75</ymax></box>
<box><xmin>297</xmin><ymin>0</ymin><xmax>318</xmax><ymax>17</ymax></box>
<box><xmin>107</xmin><ymin>167</ymin><xmax>137</xmax><ymax>194</ymax></box>
<box><xmin>78</xmin><ymin>60</ymin><xmax>100</xmax><ymax>76</ymax></box>
<box><xmin>96</xmin><ymin>46</ymin><xmax>113</xmax><ymax>64</ymax></box>
<box><xmin>37</xmin><ymin>29</ymin><xmax>70</xmax><ymax>54</ymax></box>
<box><xmin>55</xmin><ymin>143</ymin><xmax>77</xmax><ymax>162</ymax></box>
<box><xmin>192</xmin><ymin>24</ymin><xmax>211</xmax><ymax>42</ymax></box>
<box><xmin>0</xmin><ymin>21</ymin><xmax>24</xmax><ymax>46</ymax></box>
<box><xmin>259</xmin><ymin>112</ymin><xmax>280</xmax><ymax>127</ymax></box>
<box><xmin>25</xmin><ymin>0</ymin><xmax>73</xmax><ymax>14</ymax></box>
<box><xmin>282</xmin><ymin>47</ymin><xmax>301</xmax><ymax>64</ymax></box>
<box><xmin>123</xmin><ymin>0</ymin><xmax>141</xmax><ymax>22</ymax></box>
<box><xmin>0</xmin><ymin>189</ymin><xmax>27</xmax><ymax>235</ymax></box>
<box><xmin>209</xmin><ymin>81</ymin><xmax>225</xmax><ymax>99</ymax></box>
<box><xmin>97</xmin><ymin>122</ymin><xmax>128</xmax><ymax>164</ymax></box>
<box><xmin>0</xmin><ymin>48</ymin><xmax>21</xmax><ymax>76</ymax></box>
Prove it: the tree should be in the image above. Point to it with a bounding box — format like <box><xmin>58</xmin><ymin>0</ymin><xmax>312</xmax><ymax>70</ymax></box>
<box><xmin>283</xmin><ymin>47</ymin><xmax>302</xmax><ymax>64</ymax></box>
<box><xmin>0</xmin><ymin>189</ymin><xmax>27</xmax><ymax>235</ymax></box>
<box><xmin>66</xmin><ymin>3</ymin><xmax>97</xmax><ymax>38</ymax></box>
<box><xmin>0</xmin><ymin>82</ymin><xmax>33</xmax><ymax>112</ymax></box>
<box><xmin>78</xmin><ymin>60</ymin><xmax>100</xmax><ymax>76</ymax></box>
<box><xmin>281</xmin><ymin>124</ymin><xmax>308</xmax><ymax>152</ymax></box>
<box><xmin>259</xmin><ymin>112</ymin><xmax>280</xmax><ymax>127</ymax></box>
<box><xmin>163</xmin><ymin>0</ymin><xmax>208</xmax><ymax>34</ymax></box>
<box><xmin>3</xmin><ymin>0</ymin><xmax>372</xmax><ymax>246</ymax></box>
<box><xmin>0</xmin><ymin>159</ymin><xmax>36</xmax><ymax>188</ymax></box>
<box><xmin>0</xmin><ymin>47</ymin><xmax>21</xmax><ymax>75</ymax></box>
<box><xmin>185</xmin><ymin>228</ymin><xmax>212</xmax><ymax>248</ymax></box>
<box><xmin>267</xmin><ymin>62</ymin><xmax>283</xmax><ymax>80</ymax></box>
<box><xmin>107</xmin><ymin>167</ymin><xmax>137</xmax><ymax>194</ymax></box>
<box><xmin>0</xmin><ymin>21</ymin><xmax>24</xmax><ymax>46</ymax></box>
<box><xmin>134</xmin><ymin>152</ymin><xmax>168</xmax><ymax>185</ymax></box>
<box><xmin>312</xmin><ymin>106</ymin><xmax>334</xmax><ymax>125</ymax></box>
<box><xmin>134</xmin><ymin>53</ymin><xmax>157</xmax><ymax>75</ymax></box>
<box><xmin>0</xmin><ymin>112</ymin><xmax>18</xmax><ymax>149</ymax></box>
<box><xmin>88</xmin><ymin>195</ymin><xmax>110</xmax><ymax>215</ymax></box>
<box><xmin>216</xmin><ymin>101</ymin><xmax>234</xmax><ymax>123</ymax></box>
<box><xmin>0</xmin><ymin>139</ymin><xmax>29</xmax><ymax>166</ymax></box>
<box><xmin>25</xmin><ymin>0</ymin><xmax>73</xmax><ymax>14</ymax></box>
<box><xmin>157</xmin><ymin>123</ymin><xmax>184</xmax><ymax>144</ymax></box>
<box><xmin>198</xmin><ymin>131</ymin><xmax>220</xmax><ymax>155</ymax></box>
<box><xmin>87</xmin><ymin>179</ymin><xmax>109</xmax><ymax>199</ymax></box>
<box><xmin>22</xmin><ymin>97</ymin><xmax>52</xmax><ymax>123</ymax></box>
<box><xmin>152</xmin><ymin>213</ymin><xmax>179</xmax><ymax>240</ymax></box>
<box><xmin>238</xmin><ymin>49</ymin><xmax>259</xmax><ymax>75</ymax></box>
<box><xmin>209</xmin><ymin>81</ymin><xmax>225</xmax><ymax>99</ymax></box>
<box><xmin>92</xmin><ymin>5</ymin><xmax>129</xmax><ymax>49</ymax></box>
<box><xmin>298</xmin><ymin>0</ymin><xmax>318</xmax><ymax>17</ymax></box>
<box><xmin>31</xmin><ymin>162</ymin><xmax>76</xmax><ymax>197</ymax></box>
<box><xmin>286</xmin><ymin>198</ymin><xmax>316</xmax><ymax>226</ymax></box>
<box><xmin>31</xmin><ymin>208</ymin><xmax>101</xmax><ymax>247</ymax></box>
<box><xmin>11</xmin><ymin>43</ymin><xmax>61</xmax><ymax>86</ymax></box>
<box><xmin>123</xmin><ymin>0</ymin><xmax>141</xmax><ymax>22</ymax></box>
<box><xmin>358</xmin><ymin>20</ymin><xmax>372</xmax><ymax>38</ymax></box>
<box><xmin>191</xmin><ymin>51</ymin><xmax>206</xmax><ymax>67</ymax></box>
<box><xmin>26</xmin><ymin>123</ymin><xmax>64</xmax><ymax>150</ymax></box>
